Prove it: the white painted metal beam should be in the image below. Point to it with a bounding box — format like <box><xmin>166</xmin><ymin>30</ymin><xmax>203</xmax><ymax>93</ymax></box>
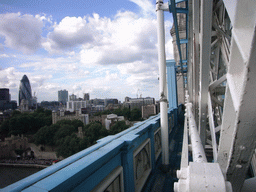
<box><xmin>218</xmin><ymin>1</ymin><xmax>256</xmax><ymax>191</ymax></box>
<box><xmin>209</xmin><ymin>74</ymin><xmax>227</xmax><ymax>91</ymax></box>
<box><xmin>208</xmin><ymin>92</ymin><xmax>218</xmax><ymax>162</ymax></box>
<box><xmin>191</xmin><ymin>0</ymin><xmax>200</xmax><ymax>124</ymax></box>
<box><xmin>198</xmin><ymin>0</ymin><xmax>213</xmax><ymax>147</ymax></box>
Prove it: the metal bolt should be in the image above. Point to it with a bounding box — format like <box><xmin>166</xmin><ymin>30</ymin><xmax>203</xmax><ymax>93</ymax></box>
<box><xmin>239</xmin><ymin>145</ymin><xmax>246</xmax><ymax>150</ymax></box>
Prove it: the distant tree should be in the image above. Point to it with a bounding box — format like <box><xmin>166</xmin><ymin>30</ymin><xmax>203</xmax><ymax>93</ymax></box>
<box><xmin>83</xmin><ymin>122</ymin><xmax>108</xmax><ymax>145</ymax></box>
<box><xmin>130</xmin><ymin>108</ymin><xmax>142</xmax><ymax>121</ymax></box>
<box><xmin>44</xmin><ymin>109</ymin><xmax>52</xmax><ymax>116</ymax></box>
<box><xmin>34</xmin><ymin>125</ymin><xmax>59</xmax><ymax>146</ymax></box>
<box><xmin>122</xmin><ymin>107</ymin><xmax>131</xmax><ymax>119</ymax></box>
<box><xmin>69</xmin><ymin>134</ymin><xmax>81</xmax><ymax>154</ymax></box>
<box><xmin>54</xmin><ymin>124</ymin><xmax>76</xmax><ymax>143</ymax></box>
<box><xmin>0</xmin><ymin>119</ymin><xmax>10</xmax><ymax>138</ymax></box>
<box><xmin>11</xmin><ymin>110</ymin><xmax>21</xmax><ymax>117</ymax></box>
<box><xmin>56</xmin><ymin>136</ymin><xmax>72</xmax><ymax>158</ymax></box>
<box><xmin>79</xmin><ymin>137</ymin><xmax>90</xmax><ymax>151</ymax></box>
<box><xmin>109</xmin><ymin>121</ymin><xmax>129</xmax><ymax>135</ymax></box>
<box><xmin>34</xmin><ymin>126</ymin><xmax>48</xmax><ymax>146</ymax></box>
<box><xmin>8</xmin><ymin>115</ymin><xmax>31</xmax><ymax>135</ymax></box>
<box><xmin>34</xmin><ymin>107</ymin><xmax>44</xmax><ymax>114</ymax></box>
<box><xmin>55</xmin><ymin>119</ymin><xmax>73</xmax><ymax>126</ymax></box>
<box><xmin>113</xmin><ymin>108</ymin><xmax>122</xmax><ymax>116</ymax></box>
<box><xmin>56</xmin><ymin>134</ymin><xmax>82</xmax><ymax>158</ymax></box>
<box><xmin>70</xmin><ymin>119</ymin><xmax>84</xmax><ymax>130</ymax></box>
<box><xmin>55</xmin><ymin>119</ymin><xmax>82</xmax><ymax>128</ymax></box>
<box><xmin>101</xmin><ymin>110</ymin><xmax>111</xmax><ymax>115</ymax></box>
<box><xmin>1</xmin><ymin>108</ymin><xmax>52</xmax><ymax>136</ymax></box>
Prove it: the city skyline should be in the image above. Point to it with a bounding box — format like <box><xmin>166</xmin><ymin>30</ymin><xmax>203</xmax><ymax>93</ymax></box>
<box><xmin>0</xmin><ymin>0</ymin><xmax>174</xmax><ymax>102</ymax></box>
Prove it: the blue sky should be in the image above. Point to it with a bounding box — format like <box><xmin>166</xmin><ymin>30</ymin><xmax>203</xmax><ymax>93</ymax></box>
<box><xmin>0</xmin><ymin>0</ymin><xmax>173</xmax><ymax>102</ymax></box>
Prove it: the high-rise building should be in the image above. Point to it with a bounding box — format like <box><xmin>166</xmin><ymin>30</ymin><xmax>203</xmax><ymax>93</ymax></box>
<box><xmin>18</xmin><ymin>75</ymin><xmax>32</xmax><ymax>106</ymax></box>
<box><xmin>58</xmin><ymin>90</ymin><xmax>68</xmax><ymax>105</ymax></box>
<box><xmin>0</xmin><ymin>88</ymin><xmax>10</xmax><ymax>101</ymax></box>
<box><xmin>69</xmin><ymin>94</ymin><xmax>77</xmax><ymax>101</ymax></box>
<box><xmin>84</xmin><ymin>93</ymin><xmax>90</xmax><ymax>101</ymax></box>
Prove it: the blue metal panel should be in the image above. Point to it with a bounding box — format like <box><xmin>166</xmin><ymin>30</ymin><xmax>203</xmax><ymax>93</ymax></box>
<box><xmin>180</xmin><ymin>39</ymin><xmax>188</xmax><ymax>44</ymax></box>
<box><xmin>2</xmin><ymin>107</ymin><xmax>183</xmax><ymax>192</ymax></box>
<box><xmin>175</xmin><ymin>0</ymin><xmax>188</xmax><ymax>3</ymax></box>
<box><xmin>73</xmin><ymin>154</ymin><xmax>122</xmax><ymax>191</ymax></box>
<box><xmin>169</xmin><ymin>0</ymin><xmax>189</xmax><ymax>76</ymax></box>
<box><xmin>169</xmin><ymin>0</ymin><xmax>184</xmax><ymax>71</ymax></box>
<box><xmin>122</xmin><ymin>145</ymin><xmax>135</xmax><ymax>191</ymax></box>
<box><xmin>23</xmin><ymin>140</ymin><xmax>125</xmax><ymax>192</ymax></box>
<box><xmin>166</xmin><ymin>60</ymin><xmax>178</xmax><ymax>109</ymax></box>
<box><xmin>3</xmin><ymin>118</ymin><xmax>161</xmax><ymax>192</ymax></box>
<box><xmin>21</xmin><ymin>187</ymin><xmax>48</xmax><ymax>192</ymax></box>
<box><xmin>176</xmin><ymin>8</ymin><xmax>188</xmax><ymax>13</ymax></box>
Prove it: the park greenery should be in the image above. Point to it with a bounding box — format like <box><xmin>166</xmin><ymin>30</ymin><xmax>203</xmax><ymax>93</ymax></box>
<box><xmin>0</xmin><ymin>108</ymin><xmax>52</xmax><ymax>138</ymax></box>
<box><xmin>0</xmin><ymin>107</ymin><xmax>140</xmax><ymax>158</ymax></box>
<box><xmin>34</xmin><ymin>120</ymin><xmax>129</xmax><ymax>158</ymax></box>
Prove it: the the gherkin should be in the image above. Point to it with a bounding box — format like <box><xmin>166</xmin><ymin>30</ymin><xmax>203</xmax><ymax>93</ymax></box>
<box><xmin>18</xmin><ymin>75</ymin><xmax>32</xmax><ymax>106</ymax></box>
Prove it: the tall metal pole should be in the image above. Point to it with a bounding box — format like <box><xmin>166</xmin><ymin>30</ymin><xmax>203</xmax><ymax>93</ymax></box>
<box><xmin>156</xmin><ymin>0</ymin><xmax>169</xmax><ymax>165</ymax></box>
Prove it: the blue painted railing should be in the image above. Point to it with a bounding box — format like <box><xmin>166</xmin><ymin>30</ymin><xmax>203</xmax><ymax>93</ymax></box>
<box><xmin>1</xmin><ymin>105</ymin><xmax>183</xmax><ymax>192</ymax></box>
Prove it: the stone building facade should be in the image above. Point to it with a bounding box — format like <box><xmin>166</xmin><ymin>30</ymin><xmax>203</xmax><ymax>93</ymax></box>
<box><xmin>52</xmin><ymin>110</ymin><xmax>89</xmax><ymax>125</ymax></box>
<box><xmin>142</xmin><ymin>104</ymin><xmax>159</xmax><ymax>119</ymax></box>
<box><xmin>0</xmin><ymin>135</ymin><xmax>28</xmax><ymax>159</ymax></box>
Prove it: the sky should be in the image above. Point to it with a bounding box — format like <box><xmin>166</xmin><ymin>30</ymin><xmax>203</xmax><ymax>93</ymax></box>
<box><xmin>0</xmin><ymin>0</ymin><xmax>174</xmax><ymax>102</ymax></box>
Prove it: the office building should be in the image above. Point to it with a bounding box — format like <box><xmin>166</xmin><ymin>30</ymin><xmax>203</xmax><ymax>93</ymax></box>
<box><xmin>84</xmin><ymin>93</ymin><xmax>90</xmax><ymax>101</ymax></box>
<box><xmin>0</xmin><ymin>88</ymin><xmax>17</xmax><ymax>111</ymax></box>
<box><xmin>18</xmin><ymin>75</ymin><xmax>32</xmax><ymax>106</ymax></box>
<box><xmin>66</xmin><ymin>100</ymin><xmax>87</xmax><ymax>112</ymax></box>
<box><xmin>58</xmin><ymin>90</ymin><xmax>68</xmax><ymax>105</ymax></box>
<box><xmin>124</xmin><ymin>97</ymin><xmax>155</xmax><ymax>110</ymax></box>
<box><xmin>0</xmin><ymin>89</ymin><xmax>10</xmax><ymax>101</ymax></box>
<box><xmin>104</xmin><ymin>98</ymin><xmax>118</xmax><ymax>107</ymax></box>
<box><xmin>69</xmin><ymin>94</ymin><xmax>77</xmax><ymax>101</ymax></box>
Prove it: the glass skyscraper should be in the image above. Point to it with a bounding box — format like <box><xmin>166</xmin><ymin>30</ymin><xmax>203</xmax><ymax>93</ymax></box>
<box><xmin>18</xmin><ymin>75</ymin><xmax>32</xmax><ymax>106</ymax></box>
<box><xmin>58</xmin><ymin>89</ymin><xmax>68</xmax><ymax>105</ymax></box>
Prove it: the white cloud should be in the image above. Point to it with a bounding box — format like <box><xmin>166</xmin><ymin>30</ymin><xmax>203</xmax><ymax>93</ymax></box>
<box><xmin>0</xmin><ymin>67</ymin><xmax>20</xmax><ymax>88</ymax></box>
<box><xmin>0</xmin><ymin>53</ymin><xmax>9</xmax><ymax>58</ymax></box>
<box><xmin>43</xmin><ymin>8</ymin><xmax>161</xmax><ymax>66</ymax></box>
<box><xmin>35</xmin><ymin>14</ymin><xmax>53</xmax><ymax>23</ymax></box>
<box><xmin>1</xmin><ymin>0</ymin><xmax>174</xmax><ymax>102</ymax></box>
<box><xmin>36</xmin><ymin>82</ymin><xmax>61</xmax><ymax>101</ymax></box>
<box><xmin>79</xmin><ymin>11</ymin><xmax>158</xmax><ymax>66</ymax></box>
<box><xmin>43</xmin><ymin>16</ymin><xmax>96</xmax><ymax>53</ymax></box>
<box><xmin>117</xmin><ymin>61</ymin><xmax>157</xmax><ymax>74</ymax></box>
<box><xmin>0</xmin><ymin>13</ymin><xmax>44</xmax><ymax>54</ymax></box>
<box><xmin>20</xmin><ymin>55</ymin><xmax>79</xmax><ymax>72</ymax></box>
<box><xmin>129</xmin><ymin>0</ymin><xmax>155</xmax><ymax>17</ymax></box>
<box><xmin>0</xmin><ymin>67</ymin><xmax>24</xmax><ymax>101</ymax></box>
<box><xmin>0</xmin><ymin>43</ymin><xmax>4</xmax><ymax>51</ymax></box>
<box><xmin>30</xmin><ymin>75</ymin><xmax>52</xmax><ymax>88</ymax></box>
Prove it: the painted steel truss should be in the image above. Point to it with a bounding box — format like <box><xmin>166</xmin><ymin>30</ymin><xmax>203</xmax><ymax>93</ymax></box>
<box><xmin>170</xmin><ymin>0</ymin><xmax>256</xmax><ymax>191</ymax></box>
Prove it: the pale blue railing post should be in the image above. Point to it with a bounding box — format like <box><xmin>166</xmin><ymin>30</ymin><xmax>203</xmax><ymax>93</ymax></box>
<box><xmin>122</xmin><ymin>144</ymin><xmax>135</xmax><ymax>191</ymax></box>
<box><xmin>148</xmin><ymin>124</ymin><xmax>156</xmax><ymax>170</ymax></box>
<box><xmin>166</xmin><ymin>60</ymin><xmax>178</xmax><ymax>109</ymax></box>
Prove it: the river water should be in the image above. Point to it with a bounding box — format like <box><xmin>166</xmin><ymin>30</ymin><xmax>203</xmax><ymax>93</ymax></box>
<box><xmin>0</xmin><ymin>166</ymin><xmax>43</xmax><ymax>188</ymax></box>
